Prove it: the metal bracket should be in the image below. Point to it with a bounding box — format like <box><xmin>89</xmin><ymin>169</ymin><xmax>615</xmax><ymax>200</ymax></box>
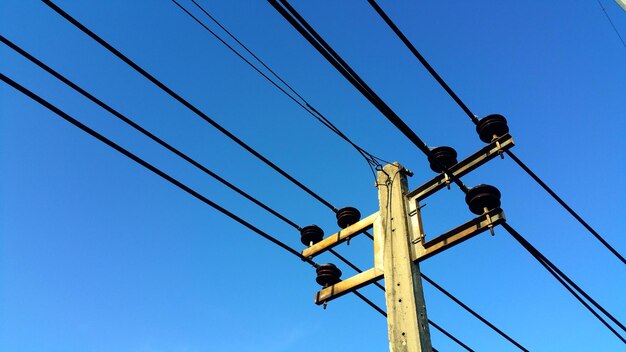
<box><xmin>415</xmin><ymin>208</ymin><xmax>506</xmax><ymax>262</ymax></box>
<box><xmin>407</xmin><ymin>134</ymin><xmax>514</xmax><ymax>203</ymax></box>
<box><xmin>302</xmin><ymin>212</ymin><xmax>378</xmax><ymax>259</ymax></box>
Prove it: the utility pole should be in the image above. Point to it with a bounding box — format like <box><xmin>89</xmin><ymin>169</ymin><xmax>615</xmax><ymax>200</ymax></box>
<box><xmin>378</xmin><ymin>163</ymin><xmax>431</xmax><ymax>351</ymax></box>
<box><xmin>302</xmin><ymin>132</ymin><xmax>514</xmax><ymax>352</ymax></box>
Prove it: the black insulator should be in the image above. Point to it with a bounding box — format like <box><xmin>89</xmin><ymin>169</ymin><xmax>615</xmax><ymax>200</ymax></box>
<box><xmin>428</xmin><ymin>146</ymin><xmax>458</xmax><ymax>173</ymax></box>
<box><xmin>336</xmin><ymin>206</ymin><xmax>361</xmax><ymax>229</ymax></box>
<box><xmin>476</xmin><ymin>114</ymin><xmax>509</xmax><ymax>143</ymax></box>
<box><xmin>316</xmin><ymin>263</ymin><xmax>342</xmax><ymax>287</ymax></box>
<box><xmin>300</xmin><ymin>225</ymin><xmax>324</xmax><ymax>246</ymax></box>
<box><xmin>465</xmin><ymin>184</ymin><xmax>502</xmax><ymax>215</ymax></box>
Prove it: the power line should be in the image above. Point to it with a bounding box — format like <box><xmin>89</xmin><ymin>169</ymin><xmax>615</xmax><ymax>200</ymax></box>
<box><xmin>501</xmin><ymin>223</ymin><xmax>626</xmax><ymax>344</ymax></box>
<box><xmin>267</xmin><ymin>0</ymin><xmax>625</xmax><ymax>345</ymax></box>
<box><xmin>505</xmin><ymin>150</ymin><xmax>626</xmax><ymax>265</ymax></box>
<box><xmin>1</xmin><ymin>70</ymin><xmax>396</xmax><ymax>331</ymax></box>
<box><xmin>596</xmin><ymin>0</ymin><xmax>626</xmax><ymax>49</ymax></box>
<box><xmin>428</xmin><ymin>320</ymin><xmax>474</xmax><ymax>352</ymax></box>
<box><xmin>365</xmin><ymin>0</ymin><xmax>477</xmax><ymax>124</ymax></box>
<box><xmin>170</xmin><ymin>0</ymin><xmax>390</xmax><ymax>178</ymax></box>
<box><xmin>40</xmin><ymin>1</ymin><xmax>620</xmax><ymax>347</ymax></box>
<box><xmin>420</xmin><ymin>273</ymin><xmax>529</xmax><ymax>351</ymax></box>
<box><xmin>0</xmin><ymin>34</ymin><xmax>300</xmax><ymax>231</ymax></box>
<box><xmin>0</xmin><ymin>72</ymin><xmax>314</xmax><ymax>267</ymax></box>
<box><xmin>331</xmin><ymin>244</ymin><xmax>527</xmax><ymax>350</ymax></box>
<box><xmin>42</xmin><ymin>0</ymin><xmax>384</xmax><ymax>255</ymax></box>
<box><xmin>5</xmin><ymin>32</ymin><xmax>470</xmax><ymax>348</ymax></box>
<box><xmin>262</xmin><ymin>2</ymin><xmax>532</xmax><ymax>349</ymax></box>
<box><xmin>42</xmin><ymin>0</ymin><xmax>338</xmax><ymax>213</ymax></box>
<box><xmin>356</xmin><ymin>291</ymin><xmax>474</xmax><ymax>352</ymax></box>
<box><xmin>1</xmin><ymin>33</ymin><xmax>395</xmax><ymax>329</ymax></box>
<box><xmin>366</xmin><ymin>0</ymin><xmax>626</xmax><ymax>266</ymax></box>
<box><xmin>267</xmin><ymin>0</ymin><xmax>470</xmax><ymax>194</ymax></box>
<box><xmin>15</xmin><ymin>3</ymin><xmax>452</xmax><ymax>339</ymax></box>
<box><xmin>4</xmin><ymin>72</ymin><xmax>464</xmax><ymax>351</ymax></box>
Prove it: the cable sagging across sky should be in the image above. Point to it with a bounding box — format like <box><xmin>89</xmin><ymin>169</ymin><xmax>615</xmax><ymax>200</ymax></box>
<box><xmin>170</xmin><ymin>0</ymin><xmax>390</xmax><ymax>179</ymax></box>
<box><xmin>2</xmin><ymin>33</ymin><xmax>478</xmax><ymax>349</ymax></box>
<box><xmin>267</xmin><ymin>0</ymin><xmax>471</xmax><ymax>194</ymax></box>
<box><xmin>3</xmin><ymin>71</ymin><xmax>469</xmax><ymax>350</ymax></box>
<box><xmin>0</xmin><ymin>72</ymin><xmax>313</xmax><ymax>267</ymax></box>
<box><xmin>501</xmin><ymin>223</ymin><xmax>626</xmax><ymax>344</ymax></box>
<box><xmin>366</xmin><ymin>0</ymin><xmax>626</xmax><ymax>266</ymax></box>
<box><xmin>267</xmin><ymin>0</ymin><xmax>625</xmax><ymax>343</ymax></box>
<box><xmin>42</xmin><ymin>0</ymin><xmax>339</xmax><ymax>213</ymax></box>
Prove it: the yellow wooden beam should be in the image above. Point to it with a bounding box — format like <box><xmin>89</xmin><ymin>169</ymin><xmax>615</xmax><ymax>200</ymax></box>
<box><xmin>408</xmin><ymin>134</ymin><xmax>514</xmax><ymax>202</ymax></box>
<box><xmin>314</xmin><ymin>267</ymin><xmax>384</xmax><ymax>305</ymax></box>
<box><xmin>416</xmin><ymin>209</ymin><xmax>506</xmax><ymax>262</ymax></box>
<box><xmin>302</xmin><ymin>211</ymin><xmax>379</xmax><ymax>258</ymax></box>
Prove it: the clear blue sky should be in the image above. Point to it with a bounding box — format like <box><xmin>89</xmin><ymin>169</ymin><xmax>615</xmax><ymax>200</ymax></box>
<box><xmin>1</xmin><ymin>1</ymin><xmax>625</xmax><ymax>351</ymax></box>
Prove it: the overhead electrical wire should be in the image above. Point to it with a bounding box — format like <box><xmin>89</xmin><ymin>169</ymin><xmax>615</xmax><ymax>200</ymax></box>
<box><xmin>267</xmin><ymin>0</ymin><xmax>470</xmax><ymax>194</ymax></box>
<box><xmin>265</xmin><ymin>0</ymin><xmax>624</xmax><ymax>345</ymax></box>
<box><xmin>181</xmin><ymin>0</ymin><xmax>526</xmax><ymax>343</ymax></box>
<box><xmin>40</xmin><ymin>0</ymin><xmax>383</xmax><ymax>247</ymax></box>
<box><xmin>1</xmin><ymin>72</ymin><xmax>463</xmax><ymax>351</ymax></box>
<box><xmin>420</xmin><ymin>273</ymin><xmax>529</xmax><ymax>351</ymax></box>
<box><xmin>257</xmin><ymin>0</ymin><xmax>526</xmax><ymax>349</ymax></box>
<box><xmin>0</xmin><ymin>72</ymin><xmax>314</xmax><ymax>267</ymax></box>
<box><xmin>595</xmin><ymin>0</ymin><xmax>626</xmax><ymax>49</ymax></box>
<box><xmin>502</xmin><ymin>223</ymin><xmax>626</xmax><ymax>344</ymax></box>
<box><xmin>0</xmin><ymin>33</ymin><xmax>378</xmax><ymax>325</ymax></box>
<box><xmin>330</xmin><ymin>243</ymin><xmax>515</xmax><ymax>351</ymax></box>
<box><xmin>2</xmin><ymin>33</ymin><xmax>472</xmax><ymax>349</ymax></box>
<box><xmin>0</xmin><ymin>34</ymin><xmax>300</xmax><ymax>231</ymax></box>
<box><xmin>40</xmin><ymin>0</ymin><xmax>620</xmax><ymax>347</ymax></box>
<box><xmin>365</xmin><ymin>0</ymin><xmax>626</xmax><ymax>266</ymax></box>
<box><xmin>42</xmin><ymin>0</ymin><xmax>339</xmax><ymax>213</ymax></box>
<box><xmin>170</xmin><ymin>0</ymin><xmax>390</xmax><ymax>178</ymax></box>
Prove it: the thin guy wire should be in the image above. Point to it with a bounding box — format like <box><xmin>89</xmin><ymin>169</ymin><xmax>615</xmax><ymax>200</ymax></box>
<box><xmin>43</xmin><ymin>0</ymin><xmax>338</xmax><ymax>212</ymax></box>
<box><xmin>367</xmin><ymin>0</ymin><xmax>626</xmax><ymax>266</ymax></box>
<box><xmin>170</xmin><ymin>0</ymin><xmax>388</xmax><ymax>177</ymax></box>
<box><xmin>268</xmin><ymin>0</ymin><xmax>470</xmax><ymax>194</ymax></box>
<box><xmin>596</xmin><ymin>0</ymin><xmax>626</xmax><ymax>49</ymax></box>
<box><xmin>502</xmin><ymin>223</ymin><xmax>626</xmax><ymax>344</ymax></box>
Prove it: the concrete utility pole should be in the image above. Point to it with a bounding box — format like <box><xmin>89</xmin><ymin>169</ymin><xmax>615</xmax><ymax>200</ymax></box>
<box><xmin>302</xmin><ymin>134</ymin><xmax>514</xmax><ymax>352</ymax></box>
<box><xmin>378</xmin><ymin>163</ymin><xmax>431</xmax><ymax>352</ymax></box>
